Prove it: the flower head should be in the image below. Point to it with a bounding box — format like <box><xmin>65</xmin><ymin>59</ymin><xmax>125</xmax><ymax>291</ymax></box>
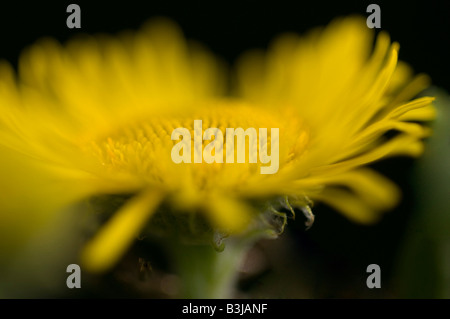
<box><xmin>0</xmin><ymin>17</ymin><xmax>435</xmax><ymax>273</ymax></box>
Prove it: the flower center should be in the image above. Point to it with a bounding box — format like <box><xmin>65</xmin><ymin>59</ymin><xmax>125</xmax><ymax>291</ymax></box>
<box><xmin>86</xmin><ymin>100</ymin><xmax>309</xmax><ymax>190</ymax></box>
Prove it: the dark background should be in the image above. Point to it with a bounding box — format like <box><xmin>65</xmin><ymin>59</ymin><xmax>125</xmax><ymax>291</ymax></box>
<box><xmin>0</xmin><ymin>1</ymin><xmax>449</xmax><ymax>89</ymax></box>
<box><xmin>0</xmin><ymin>1</ymin><xmax>448</xmax><ymax>298</ymax></box>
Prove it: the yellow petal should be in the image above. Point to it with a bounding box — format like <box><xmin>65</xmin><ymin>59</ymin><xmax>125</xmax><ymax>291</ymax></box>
<box><xmin>312</xmin><ymin>188</ymin><xmax>382</xmax><ymax>224</ymax></box>
<box><xmin>81</xmin><ymin>189</ymin><xmax>164</xmax><ymax>273</ymax></box>
<box><xmin>386</xmin><ymin>96</ymin><xmax>435</xmax><ymax>120</ymax></box>
<box><xmin>312</xmin><ymin>134</ymin><xmax>424</xmax><ymax>175</ymax></box>
<box><xmin>313</xmin><ymin>168</ymin><xmax>400</xmax><ymax>210</ymax></box>
<box><xmin>397</xmin><ymin>104</ymin><xmax>437</xmax><ymax>121</ymax></box>
<box><xmin>389</xmin><ymin>73</ymin><xmax>430</xmax><ymax>105</ymax></box>
<box><xmin>204</xmin><ymin>194</ymin><xmax>254</xmax><ymax>233</ymax></box>
<box><xmin>335</xmin><ymin>121</ymin><xmax>431</xmax><ymax>161</ymax></box>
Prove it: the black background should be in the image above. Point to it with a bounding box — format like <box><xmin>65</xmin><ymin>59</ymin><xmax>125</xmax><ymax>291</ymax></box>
<box><xmin>0</xmin><ymin>0</ymin><xmax>448</xmax><ymax>299</ymax></box>
<box><xmin>0</xmin><ymin>1</ymin><xmax>449</xmax><ymax>89</ymax></box>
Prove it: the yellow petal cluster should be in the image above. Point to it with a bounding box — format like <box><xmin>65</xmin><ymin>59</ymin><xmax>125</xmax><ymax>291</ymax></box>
<box><xmin>0</xmin><ymin>17</ymin><xmax>434</xmax><ymax>272</ymax></box>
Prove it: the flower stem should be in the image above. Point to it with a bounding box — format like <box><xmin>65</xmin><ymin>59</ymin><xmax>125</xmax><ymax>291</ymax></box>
<box><xmin>168</xmin><ymin>238</ymin><xmax>251</xmax><ymax>299</ymax></box>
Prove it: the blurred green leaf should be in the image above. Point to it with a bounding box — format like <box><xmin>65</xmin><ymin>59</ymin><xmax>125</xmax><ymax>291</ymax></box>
<box><xmin>394</xmin><ymin>87</ymin><xmax>450</xmax><ymax>298</ymax></box>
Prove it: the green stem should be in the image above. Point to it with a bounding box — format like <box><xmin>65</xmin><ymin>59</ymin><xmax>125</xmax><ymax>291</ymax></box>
<box><xmin>168</xmin><ymin>238</ymin><xmax>251</xmax><ymax>299</ymax></box>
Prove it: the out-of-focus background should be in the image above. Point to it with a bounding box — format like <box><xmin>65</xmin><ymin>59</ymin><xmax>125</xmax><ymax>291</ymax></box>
<box><xmin>0</xmin><ymin>0</ymin><xmax>449</xmax><ymax>298</ymax></box>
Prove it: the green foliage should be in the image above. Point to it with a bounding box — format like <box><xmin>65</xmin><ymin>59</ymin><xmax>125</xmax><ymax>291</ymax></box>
<box><xmin>394</xmin><ymin>87</ymin><xmax>450</xmax><ymax>298</ymax></box>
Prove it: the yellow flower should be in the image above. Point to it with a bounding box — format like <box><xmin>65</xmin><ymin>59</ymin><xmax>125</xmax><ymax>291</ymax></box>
<box><xmin>0</xmin><ymin>17</ymin><xmax>435</xmax><ymax>273</ymax></box>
